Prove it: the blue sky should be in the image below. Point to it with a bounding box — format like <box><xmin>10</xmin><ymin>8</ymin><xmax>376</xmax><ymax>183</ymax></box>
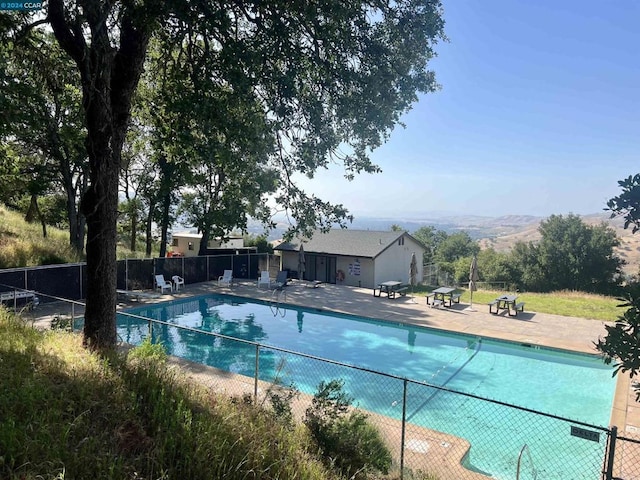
<box><xmin>294</xmin><ymin>0</ymin><xmax>640</xmax><ymax>218</ymax></box>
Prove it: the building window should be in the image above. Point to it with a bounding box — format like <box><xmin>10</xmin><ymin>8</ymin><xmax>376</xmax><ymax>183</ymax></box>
<box><xmin>172</xmin><ymin>238</ymin><xmax>179</xmax><ymax>246</ymax></box>
<box><xmin>398</xmin><ymin>237</ymin><xmax>404</xmax><ymax>246</ymax></box>
<box><xmin>188</xmin><ymin>242</ymin><xmax>194</xmax><ymax>251</ymax></box>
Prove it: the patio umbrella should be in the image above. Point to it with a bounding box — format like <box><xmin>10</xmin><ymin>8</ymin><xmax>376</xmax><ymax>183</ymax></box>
<box><xmin>409</xmin><ymin>252</ymin><xmax>418</xmax><ymax>302</ymax></box>
<box><xmin>297</xmin><ymin>244</ymin><xmax>306</xmax><ymax>280</ymax></box>
<box><xmin>467</xmin><ymin>255</ymin><xmax>479</xmax><ymax>311</ymax></box>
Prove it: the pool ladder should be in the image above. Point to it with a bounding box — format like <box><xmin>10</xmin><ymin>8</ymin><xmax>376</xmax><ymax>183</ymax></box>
<box><xmin>269</xmin><ymin>286</ymin><xmax>286</xmax><ymax>317</ymax></box>
<box><xmin>516</xmin><ymin>444</ymin><xmax>538</xmax><ymax>479</ymax></box>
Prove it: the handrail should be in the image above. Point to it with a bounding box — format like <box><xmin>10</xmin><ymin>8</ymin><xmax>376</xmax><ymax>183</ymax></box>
<box><xmin>516</xmin><ymin>444</ymin><xmax>537</xmax><ymax>479</ymax></box>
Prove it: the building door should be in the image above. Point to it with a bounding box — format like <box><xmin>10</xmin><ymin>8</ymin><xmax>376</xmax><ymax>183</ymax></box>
<box><xmin>306</xmin><ymin>255</ymin><xmax>337</xmax><ymax>283</ymax></box>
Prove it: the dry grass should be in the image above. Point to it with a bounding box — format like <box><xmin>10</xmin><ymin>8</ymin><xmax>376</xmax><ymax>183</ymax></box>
<box><xmin>0</xmin><ymin>205</ymin><xmax>81</xmax><ymax>268</ymax></box>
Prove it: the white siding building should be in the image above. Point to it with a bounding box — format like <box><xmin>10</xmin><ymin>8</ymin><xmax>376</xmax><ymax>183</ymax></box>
<box><xmin>170</xmin><ymin>232</ymin><xmax>245</xmax><ymax>257</ymax></box>
<box><xmin>274</xmin><ymin>229</ymin><xmax>425</xmax><ymax>289</ymax></box>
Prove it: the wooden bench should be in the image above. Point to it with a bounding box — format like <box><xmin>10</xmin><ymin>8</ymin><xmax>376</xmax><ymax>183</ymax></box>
<box><xmin>488</xmin><ymin>300</ymin><xmax>498</xmax><ymax>314</ymax></box>
<box><xmin>450</xmin><ymin>293</ymin><xmax>462</xmax><ymax>304</ymax></box>
<box><xmin>514</xmin><ymin>302</ymin><xmax>525</xmax><ymax>314</ymax></box>
<box><xmin>425</xmin><ymin>293</ymin><xmax>436</xmax><ymax>305</ymax></box>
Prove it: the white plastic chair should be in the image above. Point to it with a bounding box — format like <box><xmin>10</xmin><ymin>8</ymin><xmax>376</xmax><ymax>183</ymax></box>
<box><xmin>172</xmin><ymin>275</ymin><xmax>185</xmax><ymax>292</ymax></box>
<box><xmin>155</xmin><ymin>275</ymin><xmax>173</xmax><ymax>294</ymax></box>
<box><xmin>218</xmin><ymin>270</ymin><xmax>233</xmax><ymax>287</ymax></box>
<box><xmin>257</xmin><ymin>271</ymin><xmax>272</xmax><ymax>289</ymax></box>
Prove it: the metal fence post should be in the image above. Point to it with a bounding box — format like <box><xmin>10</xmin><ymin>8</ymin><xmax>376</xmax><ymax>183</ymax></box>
<box><xmin>71</xmin><ymin>303</ymin><xmax>75</xmax><ymax>332</ymax></box>
<box><xmin>605</xmin><ymin>426</ymin><xmax>617</xmax><ymax>480</ymax></box>
<box><xmin>254</xmin><ymin>344</ymin><xmax>260</xmax><ymax>400</ymax></box>
<box><xmin>207</xmin><ymin>256</ymin><xmax>210</xmax><ymax>282</ymax></box>
<box><xmin>400</xmin><ymin>378</ymin><xmax>407</xmax><ymax>479</ymax></box>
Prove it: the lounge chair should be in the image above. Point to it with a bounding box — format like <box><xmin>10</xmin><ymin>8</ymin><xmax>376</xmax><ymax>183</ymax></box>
<box><xmin>155</xmin><ymin>274</ymin><xmax>173</xmax><ymax>294</ymax></box>
<box><xmin>274</xmin><ymin>270</ymin><xmax>289</xmax><ymax>288</ymax></box>
<box><xmin>172</xmin><ymin>275</ymin><xmax>185</xmax><ymax>291</ymax></box>
<box><xmin>257</xmin><ymin>271</ymin><xmax>272</xmax><ymax>289</ymax></box>
<box><xmin>218</xmin><ymin>269</ymin><xmax>233</xmax><ymax>287</ymax></box>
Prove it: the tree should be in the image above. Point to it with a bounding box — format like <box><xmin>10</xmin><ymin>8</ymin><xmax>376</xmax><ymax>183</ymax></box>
<box><xmin>597</xmin><ymin>177</ymin><xmax>640</xmax><ymax>401</ymax></box>
<box><xmin>530</xmin><ymin>214</ymin><xmax>623</xmax><ymax>293</ymax></box>
<box><xmin>36</xmin><ymin>0</ymin><xmax>445</xmax><ymax>349</ymax></box>
<box><xmin>435</xmin><ymin>231</ymin><xmax>479</xmax><ymax>264</ymax></box>
<box><xmin>47</xmin><ymin>0</ymin><xmax>157</xmax><ymax>350</ymax></box>
<box><xmin>596</xmin><ymin>286</ymin><xmax>640</xmax><ymax>400</ymax></box>
<box><xmin>244</xmin><ymin>234</ymin><xmax>274</xmax><ymax>254</ymax></box>
<box><xmin>606</xmin><ymin>174</ymin><xmax>640</xmax><ymax>233</ymax></box>
<box><xmin>413</xmin><ymin>226</ymin><xmax>447</xmax><ymax>264</ymax></box>
<box><xmin>0</xmin><ymin>29</ymin><xmax>88</xmax><ymax>251</ymax></box>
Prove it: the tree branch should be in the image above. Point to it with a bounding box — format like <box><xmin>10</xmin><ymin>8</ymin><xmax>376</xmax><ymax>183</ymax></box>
<box><xmin>48</xmin><ymin>0</ymin><xmax>86</xmax><ymax>65</ymax></box>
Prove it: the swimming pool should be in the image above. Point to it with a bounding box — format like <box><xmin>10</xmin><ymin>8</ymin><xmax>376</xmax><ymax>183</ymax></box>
<box><xmin>118</xmin><ymin>294</ymin><xmax>616</xmax><ymax>479</ymax></box>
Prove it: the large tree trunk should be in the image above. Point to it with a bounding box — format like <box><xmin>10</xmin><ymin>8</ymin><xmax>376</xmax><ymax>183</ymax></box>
<box><xmin>159</xmin><ymin>191</ymin><xmax>171</xmax><ymax>258</ymax></box>
<box><xmin>49</xmin><ymin>0</ymin><xmax>154</xmax><ymax>350</ymax></box>
<box><xmin>130</xmin><ymin>205</ymin><xmax>138</xmax><ymax>252</ymax></box>
<box><xmin>145</xmin><ymin>200</ymin><xmax>156</xmax><ymax>256</ymax></box>
<box><xmin>81</xmin><ymin>154</ymin><xmax>119</xmax><ymax>349</ymax></box>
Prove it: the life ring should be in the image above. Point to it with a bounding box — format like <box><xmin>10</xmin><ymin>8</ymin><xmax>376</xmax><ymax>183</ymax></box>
<box><xmin>336</xmin><ymin>270</ymin><xmax>345</xmax><ymax>282</ymax></box>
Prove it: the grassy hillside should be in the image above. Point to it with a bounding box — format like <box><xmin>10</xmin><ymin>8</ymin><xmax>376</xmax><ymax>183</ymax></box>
<box><xmin>0</xmin><ymin>310</ymin><xmax>438</xmax><ymax>480</ymax></box>
<box><xmin>0</xmin><ymin>311</ymin><xmax>340</xmax><ymax>480</ymax></box>
<box><xmin>0</xmin><ymin>205</ymin><xmax>82</xmax><ymax>268</ymax></box>
<box><xmin>0</xmin><ymin>204</ymin><xmax>158</xmax><ymax>268</ymax></box>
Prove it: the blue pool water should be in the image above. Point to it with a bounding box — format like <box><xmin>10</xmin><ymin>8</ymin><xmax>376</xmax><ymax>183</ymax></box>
<box><xmin>118</xmin><ymin>294</ymin><xmax>616</xmax><ymax>479</ymax></box>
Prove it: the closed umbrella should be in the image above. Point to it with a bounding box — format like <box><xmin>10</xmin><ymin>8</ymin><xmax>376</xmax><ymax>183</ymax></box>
<box><xmin>409</xmin><ymin>252</ymin><xmax>418</xmax><ymax>302</ymax></box>
<box><xmin>298</xmin><ymin>244</ymin><xmax>306</xmax><ymax>281</ymax></box>
<box><xmin>467</xmin><ymin>255</ymin><xmax>479</xmax><ymax>311</ymax></box>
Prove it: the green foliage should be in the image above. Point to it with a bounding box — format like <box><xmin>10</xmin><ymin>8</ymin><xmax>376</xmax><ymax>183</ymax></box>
<box><xmin>305</xmin><ymin>379</ymin><xmax>392</xmax><ymax>478</ymax></box>
<box><xmin>127</xmin><ymin>337</ymin><xmax>167</xmax><ymax>365</ymax></box>
<box><xmin>435</xmin><ymin>231</ymin><xmax>479</xmax><ymax>264</ymax></box>
<box><xmin>413</xmin><ymin>226</ymin><xmax>447</xmax><ymax>264</ymax></box>
<box><xmin>244</xmin><ymin>234</ymin><xmax>274</xmax><ymax>254</ymax></box>
<box><xmin>607</xmin><ymin>174</ymin><xmax>640</xmax><ymax>233</ymax></box>
<box><xmin>260</xmin><ymin>358</ymin><xmax>299</xmax><ymax>426</ymax></box>
<box><xmin>596</xmin><ymin>285</ymin><xmax>640</xmax><ymax>400</ymax></box>
<box><xmin>1</xmin><ymin>28</ymin><xmax>88</xmax><ymax>251</ymax></box>
<box><xmin>511</xmin><ymin>214</ymin><xmax>624</xmax><ymax>294</ymax></box>
<box><xmin>0</xmin><ymin>314</ymin><xmax>338</xmax><ymax>480</ymax></box>
<box><xmin>50</xmin><ymin>314</ymin><xmax>73</xmax><ymax>331</ymax></box>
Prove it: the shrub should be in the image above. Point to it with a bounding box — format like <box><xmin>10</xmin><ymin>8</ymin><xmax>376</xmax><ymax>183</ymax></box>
<box><xmin>304</xmin><ymin>379</ymin><xmax>392</xmax><ymax>478</ymax></box>
<box><xmin>127</xmin><ymin>336</ymin><xmax>167</xmax><ymax>364</ymax></box>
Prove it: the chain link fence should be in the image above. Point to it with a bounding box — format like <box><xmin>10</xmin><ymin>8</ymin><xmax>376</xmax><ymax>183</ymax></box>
<box><xmin>0</xmin><ymin>253</ymin><xmax>279</xmax><ymax>303</ymax></box>
<box><xmin>6</xmin><ymin>286</ymin><xmax>639</xmax><ymax>479</ymax></box>
<box><xmin>107</xmin><ymin>306</ymin><xmax>620</xmax><ymax>480</ymax></box>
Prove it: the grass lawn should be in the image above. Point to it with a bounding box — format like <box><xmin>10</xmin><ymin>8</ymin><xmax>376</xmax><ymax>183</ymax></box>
<box><xmin>413</xmin><ymin>285</ymin><xmax>621</xmax><ymax>322</ymax></box>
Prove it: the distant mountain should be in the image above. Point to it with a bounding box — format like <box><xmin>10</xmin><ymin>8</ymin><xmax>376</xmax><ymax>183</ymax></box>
<box><xmin>247</xmin><ymin>211</ymin><xmax>639</xmax><ymax>275</ymax></box>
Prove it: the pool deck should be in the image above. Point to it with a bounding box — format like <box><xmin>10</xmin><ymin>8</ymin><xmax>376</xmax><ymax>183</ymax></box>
<box><xmin>27</xmin><ymin>280</ymin><xmax>637</xmax><ymax>469</ymax></box>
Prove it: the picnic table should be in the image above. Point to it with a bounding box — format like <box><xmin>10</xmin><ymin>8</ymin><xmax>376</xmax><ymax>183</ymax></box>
<box><xmin>373</xmin><ymin>281</ymin><xmax>408</xmax><ymax>299</ymax></box>
<box><xmin>489</xmin><ymin>295</ymin><xmax>525</xmax><ymax>316</ymax></box>
<box><xmin>426</xmin><ymin>287</ymin><xmax>460</xmax><ymax>307</ymax></box>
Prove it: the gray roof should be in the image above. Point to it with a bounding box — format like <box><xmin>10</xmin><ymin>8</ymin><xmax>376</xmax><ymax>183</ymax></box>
<box><xmin>274</xmin><ymin>229</ymin><xmax>424</xmax><ymax>258</ymax></box>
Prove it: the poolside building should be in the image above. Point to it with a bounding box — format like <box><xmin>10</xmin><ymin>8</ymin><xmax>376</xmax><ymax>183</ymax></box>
<box><xmin>169</xmin><ymin>232</ymin><xmax>253</xmax><ymax>257</ymax></box>
<box><xmin>274</xmin><ymin>229</ymin><xmax>426</xmax><ymax>288</ymax></box>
